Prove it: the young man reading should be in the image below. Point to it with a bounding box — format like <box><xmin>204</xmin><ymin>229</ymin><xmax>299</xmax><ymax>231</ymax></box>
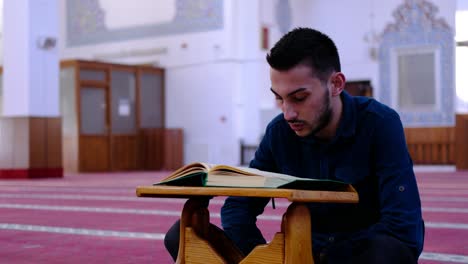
<box><xmin>165</xmin><ymin>27</ymin><xmax>424</xmax><ymax>264</ymax></box>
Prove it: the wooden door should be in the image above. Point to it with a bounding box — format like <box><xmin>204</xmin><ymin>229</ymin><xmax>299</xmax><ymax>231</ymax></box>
<box><xmin>75</xmin><ymin>62</ymin><xmax>167</xmax><ymax>172</ymax></box>
<box><xmin>78</xmin><ymin>67</ymin><xmax>110</xmax><ymax>172</ymax></box>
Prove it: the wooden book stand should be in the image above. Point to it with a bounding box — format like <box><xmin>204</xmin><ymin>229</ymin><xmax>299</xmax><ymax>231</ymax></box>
<box><xmin>136</xmin><ymin>186</ymin><xmax>358</xmax><ymax>264</ymax></box>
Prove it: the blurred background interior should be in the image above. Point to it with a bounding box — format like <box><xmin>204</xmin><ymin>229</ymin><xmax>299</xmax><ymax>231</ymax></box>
<box><xmin>0</xmin><ymin>0</ymin><xmax>467</xmax><ymax>176</ymax></box>
<box><xmin>1</xmin><ymin>1</ymin><xmax>468</xmax><ymax>264</ymax></box>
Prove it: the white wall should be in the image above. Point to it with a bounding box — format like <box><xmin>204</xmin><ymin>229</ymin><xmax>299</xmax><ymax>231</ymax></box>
<box><xmin>456</xmin><ymin>0</ymin><xmax>468</xmax><ymax>112</ymax></box>
<box><xmin>3</xmin><ymin>0</ymin><xmax>59</xmax><ymax>117</ymax></box>
<box><xmin>166</xmin><ymin>62</ymin><xmax>238</xmax><ymax>164</ymax></box>
<box><xmin>57</xmin><ymin>0</ymin><xmax>271</xmax><ymax>165</ymax></box>
<box><xmin>50</xmin><ymin>0</ymin><xmax>461</xmax><ymax>164</ymax></box>
<box><xmin>272</xmin><ymin>0</ymin><xmax>456</xmax><ymax>102</ymax></box>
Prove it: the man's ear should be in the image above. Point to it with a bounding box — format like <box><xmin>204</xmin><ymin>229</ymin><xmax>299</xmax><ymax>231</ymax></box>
<box><xmin>330</xmin><ymin>72</ymin><xmax>346</xmax><ymax>96</ymax></box>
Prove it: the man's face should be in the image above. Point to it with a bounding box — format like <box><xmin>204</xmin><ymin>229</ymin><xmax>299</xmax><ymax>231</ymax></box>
<box><xmin>270</xmin><ymin>64</ymin><xmax>333</xmax><ymax>137</ymax></box>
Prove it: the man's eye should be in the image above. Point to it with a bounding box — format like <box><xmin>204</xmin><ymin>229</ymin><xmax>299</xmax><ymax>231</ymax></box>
<box><xmin>293</xmin><ymin>96</ymin><xmax>306</xmax><ymax>102</ymax></box>
<box><xmin>275</xmin><ymin>97</ymin><xmax>283</xmax><ymax>101</ymax></box>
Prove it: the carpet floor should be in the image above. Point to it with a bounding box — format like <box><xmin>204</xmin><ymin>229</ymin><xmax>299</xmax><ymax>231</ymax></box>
<box><xmin>0</xmin><ymin>169</ymin><xmax>467</xmax><ymax>263</ymax></box>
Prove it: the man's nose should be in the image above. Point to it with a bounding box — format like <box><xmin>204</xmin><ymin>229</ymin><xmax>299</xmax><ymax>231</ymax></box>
<box><xmin>283</xmin><ymin>103</ymin><xmax>298</xmax><ymax>120</ymax></box>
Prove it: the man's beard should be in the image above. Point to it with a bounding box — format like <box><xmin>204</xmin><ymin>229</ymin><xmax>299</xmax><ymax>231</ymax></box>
<box><xmin>309</xmin><ymin>90</ymin><xmax>333</xmax><ymax>136</ymax></box>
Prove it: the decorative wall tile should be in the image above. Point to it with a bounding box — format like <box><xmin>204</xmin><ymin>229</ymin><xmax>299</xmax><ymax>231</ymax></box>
<box><xmin>66</xmin><ymin>0</ymin><xmax>223</xmax><ymax>47</ymax></box>
<box><xmin>379</xmin><ymin>0</ymin><xmax>454</xmax><ymax>126</ymax></box>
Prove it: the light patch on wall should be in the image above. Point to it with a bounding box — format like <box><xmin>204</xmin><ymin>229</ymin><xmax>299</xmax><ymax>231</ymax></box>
<box><xmin>0</xmin><ymin>0</ymin><xmax>3</xmax><ymax>30</ymax></box>
<box><xmin>456</xmin><ymin>10</ymin><xmax>468</xmax><ymax>104</ymax></box>
<box><xmin>98</xmin><ymin>0</ymin><xmax>176</xmax><ymax>30</ymax></box>
<box><xmin>456</xmin><ymin>47</ymin><xmax>468</xmax><ymax>103</ymax></box>
<box><xmin>456</xmin><ymin>10</ymin><xmax>468</xmax><ymax>41</ymax></box>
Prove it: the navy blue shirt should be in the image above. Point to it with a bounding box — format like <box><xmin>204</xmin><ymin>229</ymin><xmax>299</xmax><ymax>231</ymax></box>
<box><xmin>221</xmin><ymin>91</ymin><xmax>424</xmax><ymax>258</ymax></box>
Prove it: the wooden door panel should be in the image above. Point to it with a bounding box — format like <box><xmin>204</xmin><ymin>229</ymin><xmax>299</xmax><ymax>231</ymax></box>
<box><xmin>80</xmin><ymin>137</ymin><xmax>109</xmax><ymax>172</ymax></box>
<box><xmin>111</xmin><ymin>135</ymin><xmax>138</xmax><ymax>171</ymax></box>
<box><xmin>163</xmin><ymin>129</ymin><xmax>183</xmax><ymax>170</ymax></box>
<box><xmin>140</xmin><ymin>129</ymin><xmax>164</xmax><ymax>170</ymax></box>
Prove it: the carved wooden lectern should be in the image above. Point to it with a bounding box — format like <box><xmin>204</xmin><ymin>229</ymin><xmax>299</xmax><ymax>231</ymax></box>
<box><xmin>136</xmin><ymin>186</ymin><xmax>358</xmax><ymax>264</ymax></box>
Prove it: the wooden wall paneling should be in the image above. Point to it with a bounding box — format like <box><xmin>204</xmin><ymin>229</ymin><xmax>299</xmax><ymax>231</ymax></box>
<box><xmin>163</xmin><ymin>128</ymin><xmax>184</xmax><ymax>170</ymax></box>
<box><xmin>29</xmin><ymin>118</ymin><xmax>46</xmax><ymax>168</ymax></box>
<box><xmin>449</xmin><ymin>134</ymin><xmax>456</xmax><ymax>164</ymax></box>
<box><xmin>47</xmin><ymin>118</ymin><xmax>62</xmax><ymax>168</ymax></box>
<box><xmin>79</xmin><ymin>136</ymin><xmax>110</xmax><ymax>172</ymax></box>
<box><xmin>415</xmin><ymin>144</ymin><xmax>424</xmax><ymax>164</ymax></box>
<box><xmin>112</xmin><ymin>135</ymin><xmax>139</xmax><ymax>171</ymax></box>
<box><xmin>456</xmin><ymin>114</ymin><xmax>468</xmax><ymax>170</ymax></box>
<box><xmin>404</xmin><ymin>127</ymin><xmax>455</xmax><ymax>164</ymax></box>
<box><xmin>140</xmin><ymin>129</ymin><xmax>164</xmax><ymax>170</ymax></box>
<box><xmin>447</xmin><ymin>127</ymin><xmax>456</xmax><ymax>164</ymax></box>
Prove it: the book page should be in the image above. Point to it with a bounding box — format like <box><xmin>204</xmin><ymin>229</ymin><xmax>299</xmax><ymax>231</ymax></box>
<box><xmin>210</xmin><ymin>165</ymin><xmax>302</xmax><ymax>180</ymax></box>
<box><xmin>207</xmin><ymin>174</ymin><xmax>296</xmax><ymax>188</ymax></box>
<box><xmin>206</xmin><ymin>174</ymin><xmax>266</xmax><ymax>187</ymax></box>
<box><xmin>209</xmin><ymin>165</ymin><xmax>261</xmax><ymax>176</ymax></box>
<box><xmin>160</xmin><ymin>162</ymin><xmax>211</xmax><ymax>182</ymax></box>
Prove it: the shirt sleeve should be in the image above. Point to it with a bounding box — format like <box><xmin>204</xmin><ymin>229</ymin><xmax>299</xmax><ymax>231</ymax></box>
<box><xmin>365</xmin><ymin>111</ymin><xmax>424</xmax><ymax>256</ymax></box>
<box><xmin>220</xmin><ymin>125</ymin><xmax>276</xmax><ymax>255</ymax></box>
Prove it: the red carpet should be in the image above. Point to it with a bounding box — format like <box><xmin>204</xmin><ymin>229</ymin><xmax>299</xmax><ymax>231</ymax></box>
<box><xmin>0</xmin><ymin>169</ymin><xmax>467</xmax><ymax>263</ymax></box>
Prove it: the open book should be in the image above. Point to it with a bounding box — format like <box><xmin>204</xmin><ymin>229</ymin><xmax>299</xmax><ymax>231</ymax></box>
<box><xmin>155</xmin><ymin>162</ymin><xmax>352</xmax><ymax>191</ymax></box>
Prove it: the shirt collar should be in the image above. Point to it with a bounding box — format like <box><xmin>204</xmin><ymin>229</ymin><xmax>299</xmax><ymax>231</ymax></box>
<box><xmin>335</xmin><ymin>90</ymin><xmax>357</xmax><ymax>139</ymax></box>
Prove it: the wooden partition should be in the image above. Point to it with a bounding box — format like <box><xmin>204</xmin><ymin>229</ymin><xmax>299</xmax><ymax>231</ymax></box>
<box><xmin>139</xmin><ymin>128</ymin><xmax>184</xmax><ymax>171</ymax></box>
<box><xmin>139</xmin><ymin>129</ymin><xmax>165</xmax><ymax>170</ymax></box>
<box><xmin>404</xmin><ymin>127</ymin><xmax>455</xmax><ymax>164</ymax></box>
<box><xmin>0</xmin><ymin>117</ymin><xmax>62</xmax><ymax>178</ymax></box>
<box><xmin>60</xmin><ymin>60</ymin><xmax>183</xmax><ymax>172</ymax></box>
<box><xmin>163</xmin><ymin>129</ymin><xmax>184</xmax><ymax>170</ymax></box>
<box><xmin>456</xmin><ymin>114</ymin><xmax>468</xmax><ymax>170</ymax></box>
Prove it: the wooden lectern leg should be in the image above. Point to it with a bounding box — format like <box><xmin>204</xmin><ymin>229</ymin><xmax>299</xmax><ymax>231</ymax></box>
<box><xmin>184</xmin><ymin>227</ymin><xmax>225</xmax><ymax>264</ymax></box>
<box><xmin>282</xmin><ymin>203</ymin><xmax>314</xmax><ymax>264</ymax></box>
<box><xmin>176</xmin><ymin>198</ymin><xmax>243</xmax><ymax>264</ymax></box>
<box><xmin>176</xmin><ymin>198</ymin><xmax>213</xmax><ymax>264</ymax></box>
<box><xmin>239</xmin><ymin>232</ymin><xmax>285</xmax><ymax>264</ymax></box>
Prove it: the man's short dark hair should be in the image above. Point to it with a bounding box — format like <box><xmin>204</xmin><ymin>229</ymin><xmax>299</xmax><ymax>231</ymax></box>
<box><xmin>266</xmin><ymin>27</ymin><xmax>341</xmax><ymax>82</ymax></box>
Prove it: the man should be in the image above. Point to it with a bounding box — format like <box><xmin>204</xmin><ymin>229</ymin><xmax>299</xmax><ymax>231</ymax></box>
<box><xmin>165</xmin><ymin>27</ymin><xmax>424</xmax><ymax>263</ymax></box>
